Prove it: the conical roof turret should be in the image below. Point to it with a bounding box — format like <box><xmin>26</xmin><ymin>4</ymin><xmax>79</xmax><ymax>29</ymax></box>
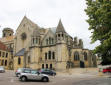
<box><xmin>56</xmin><ymin>19</ymin><xmax>66</xmax><ymax>33</ymax></box>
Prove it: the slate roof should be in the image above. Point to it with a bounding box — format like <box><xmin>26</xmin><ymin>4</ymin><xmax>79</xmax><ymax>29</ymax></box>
<box><xmin>3</xmin><ymin>27</ymin><xmax>14</xmax><ymax>32</ymax></box>
<box><xmin>56</xmin><ymin>19</ymin><xmax>66</xmax><ymax>33</ymax></box>
<box><xmin>32</xmin><ymin>28</ymin><xmax>40</xmax><ymax>37</ymax></box>
<box><xmin>15</xmin><ymin>48</ymin><xmax>25</xmax><ymax>56</ymax></box>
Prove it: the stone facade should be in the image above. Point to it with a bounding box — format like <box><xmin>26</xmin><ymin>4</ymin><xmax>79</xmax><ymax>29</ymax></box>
<box><xmin>0</xmin><ymin>16</ymin><xmax>97</xmax><ymax>70</ymax></box>
<box><xmin>0</xmin><ymin>41</ymin><xmax>11</xmax><ymax>69</ymax></box>
<box><xmin>0</xmin><ymin>28</ymin><xmax>14</xmax><ymax>69</ymax></box>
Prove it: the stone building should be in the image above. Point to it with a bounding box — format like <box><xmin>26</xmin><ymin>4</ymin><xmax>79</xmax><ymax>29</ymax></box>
<box><xmin>0</xmin><ymin>28</ymin><xmax>14</xmax><ymax>69</ymax></box>
<box><xmin>0</xmin><ymin>16</ymin><xmax>97</xmax><ymax>70</ymax></box>
<box><xmin>0</xmin><ymin>41</ymin><xmax>11</xmax><ymax>69</ymax></box>
<box><xmin>13</xmin><ymin>16</ymin><xmax>97</xmax><ymax>70</ymax></box>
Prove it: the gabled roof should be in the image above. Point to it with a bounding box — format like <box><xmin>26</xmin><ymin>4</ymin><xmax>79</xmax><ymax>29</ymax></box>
<box><xmin>56</xmin><ymin>19</ymin><xmax>66</xmax><ymax>33</ymax></box>
<box><xmin>17</xmin><ymin>16</ymin><xmax>40</xmax><ymax>31</ymax></box>
<box><xmin>0</xmin><ymin>41</ymin><xmax>8</xmax><ymax>51</ymax></box>
<box><xmin>15</xmin><ymin>48</ymin><xmax>25</xmax><ymax>56</ymax></box>
<box><xmin>41</xmin><ymin>28</ymin><xmax>55</xmax><ymax>42</ymax></box>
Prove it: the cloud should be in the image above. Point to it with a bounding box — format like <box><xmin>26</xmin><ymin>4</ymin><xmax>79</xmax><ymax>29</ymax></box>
<box><xmin>0</xmin><ymin>0</ymin><xmax>100</xmax><ymax>49</ymax></box>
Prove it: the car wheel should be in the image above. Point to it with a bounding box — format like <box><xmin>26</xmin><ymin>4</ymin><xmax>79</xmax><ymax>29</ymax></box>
<box><xmin>42</xmin><ymin>77</ymin><xmax>49</xmax><ymax>82</ymax></box>
<box><xmin>21</xmin><ymin>76</ymin><xmax>27</xmax><ymax>82</ymax></box>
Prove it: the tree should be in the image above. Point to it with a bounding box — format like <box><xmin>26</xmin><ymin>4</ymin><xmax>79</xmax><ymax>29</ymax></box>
<box><xmin>85</xmin><ymin>0</ymin><xmax>111</xmax><ymax>65</ymax></box>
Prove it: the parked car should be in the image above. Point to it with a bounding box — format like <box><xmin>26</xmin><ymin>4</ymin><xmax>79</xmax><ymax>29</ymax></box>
<box><xmin>15</xmin><ymin>68</ymin><xmax>31</xmax><ymax>77</ymax></box>
<box><xmin>39</xmin><ymin>69</ymin><xmax>56</xmax><ymax>76</ymax></box>
<box><xmin>0</xmin><ymin>66</ymin><xmax>5</xmax><ymax>73</ymax></box>
<box><xmin>103</xmin><ymin>67</ymin><xmax>111</xmax><ymax>73</ymax></box>
<box><xmin>19</xmin><ymin>70</ymin><xmax>49</xmax><ymax>82</ymax></box>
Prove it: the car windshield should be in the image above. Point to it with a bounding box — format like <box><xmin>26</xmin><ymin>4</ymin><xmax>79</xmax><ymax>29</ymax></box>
<box><xmin>23</xmin><ymin>69</ymin><xmax>31</xmax><ymax>73</ymax></box>
<box><xmin>0</xmin><ymin>67</ymin><xmax>4</xmax><ymax>70</ymax></box>
<box><xmin>17</xmin><ymin>68</ymin><xmax>23</xmax><ymax>72</ymax></box>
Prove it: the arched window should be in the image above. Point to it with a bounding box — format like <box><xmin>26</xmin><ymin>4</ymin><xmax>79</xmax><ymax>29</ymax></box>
<box><xmin>50</xmin><ymin>64</ymin><xmax>52</xmax><ymax>69</ymax></box>
<box><xmin>42</xmin><ymin>64</ymin><xmax>44</xmax><ymax>68</ymax></box>
<box><xmin>74</xmin><ymin>52</ymin><xmax>79</xmax><ymax>61</ymax></box>
<box><xmin>58</xmin><ymin>34</ymin><xmax>61</xmax><ymax>37</ymax></box>
<box><xmin>2</xmin><ymin>52</ymin><xmax>5</xmax><ymax>57</ymax></box>
<box><xmin>1</xmin><ymin>60</ymin><xmax>4</xmax><ymax>65</ymax></box>
<box><xmin>6</xmin><ymin>53</ymin><xmax>8</xmax><ymax>58</ymax></box>
<box><xmin>62</xmin><ymin>33</ymin><xmax>64</xmax><ymax>37</ymax></box>
<box><xmin>46</xmin><ymin>64</ymin><xmax>48</xmax><ymax>68</ymax></box>
<box><xmin>39</xmin><ymin>38</ymin><xmax>40</xmax><ymax>45</ymax></box>
<box><xmin>33</xmin><ymin>38</ymin><xmax>35</xmax><ymax>44</ymax></box>
<box><xmin>48</xmin><ymin>51</ymin><xmax>51</xmax><ymax>59</ymax></box>
<box><xmin>46</xmin><ymin>39</ymin><xmax>48</xmax><ymax>45</ymax></box>
<box><xmin>5</xmin><ymin>60</ymin><xmax>7</xmax><ymax>66</ymax></box>
<box><xmin>84</xmin><ymin>52</ymin><xmax>87</xmax><ymax>61</ymax></box>
<box><xmin>0</xmin><ymin>51</ymin><xmax>1</xmax><ymax>57</ymax></box>
<box><xmin>36</xmin><ymin>38</ymin><xmax>38</xmax><ymax>44</ymax></box>
<box><xmin>52</xmin><ymin>52</ymin><xmax>55</xmax><ymax>59</ymax></box>
<box><xmin>45</xmin><ymin>53</ymin><xmax>47</xmax><ymax>60</ymax></box>
<box><xmin>18</xmin><ymin>57</ymin><xmax>21</xmax><ymax>65</ymax></box>
<box><xmin>49</xmin><ymin>37</ymin><xmax>51</xmax><ymax>44</ymax></box>
<box><xmin>52</xmin><ymin>38</ymin><xmax>54</xmax><ymax>44</ymax></box>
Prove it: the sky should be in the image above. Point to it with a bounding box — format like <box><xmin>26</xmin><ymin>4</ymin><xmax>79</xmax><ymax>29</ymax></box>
<box><xmin>0</xmin><ymin>0</ymin><xmax>100</xmax><ymax>50</ymax></box>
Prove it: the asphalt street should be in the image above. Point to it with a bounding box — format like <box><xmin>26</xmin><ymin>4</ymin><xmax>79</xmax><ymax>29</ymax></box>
<box><xmin>0</xmin><ymin>70</ymin><xmax>111</xmax><ymax>85</ymax></box>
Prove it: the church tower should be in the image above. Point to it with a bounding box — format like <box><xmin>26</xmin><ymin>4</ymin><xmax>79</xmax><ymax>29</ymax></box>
<box><xmin>2</xmin><ymin>28</ymin><xmax>14</xmax><ymax>37</ymax></box>
<box><xmin>56</xmin><ymin>19</ymin><xmax>66</xmax><ymax>43</ymax></box>
<box><xmin>56</xmin><ymin>19</ymin><xmax>68</xmax><ymax>70</ymax></box>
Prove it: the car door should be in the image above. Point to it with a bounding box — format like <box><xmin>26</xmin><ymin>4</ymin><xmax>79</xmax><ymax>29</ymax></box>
<box><xmin>35</xmin><ymin>72</ymin><xmax>42</xmax><ymax>80</ymax></box>
<box><xmin>23</xmin><ymin>69</ymin><xmax>32</xmax><ymax>79</ymax></box>
<box><xmin>30</xmin><ymin>70</ymin><xmax>41</xmax><ymax>80</ymax></box>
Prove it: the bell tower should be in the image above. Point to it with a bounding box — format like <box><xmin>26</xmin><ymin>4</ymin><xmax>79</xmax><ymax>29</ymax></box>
<box><xmin>56</xmin><ymin>19</ymin><xmax>66</xmax><ymax>43</ymax></box>
<box><xmin>2</xmin><ymin>28</ymin><xmax>14</xmax><ymax>37</ymax></box>
<box><xmin>56</xmin><ymin>19</ymin><xmax>68</xmax><ymax>70</ymax></box>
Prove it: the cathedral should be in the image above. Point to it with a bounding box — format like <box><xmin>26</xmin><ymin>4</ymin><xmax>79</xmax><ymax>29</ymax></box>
<box><xmin>0</xmin><ymin>16</ymin><xmax>97</xmax><ymax>70</ymax></box>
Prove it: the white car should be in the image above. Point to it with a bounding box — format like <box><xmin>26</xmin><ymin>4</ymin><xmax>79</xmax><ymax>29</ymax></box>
<box><xmin>0</xmin><ymin>66</ymin><xmax>5</xmax><ymax>73</ymax></box>
<box><xmin>19</xmin><ymin>70</ymin><xmax>49</xmax><ymax>82</ymax></box>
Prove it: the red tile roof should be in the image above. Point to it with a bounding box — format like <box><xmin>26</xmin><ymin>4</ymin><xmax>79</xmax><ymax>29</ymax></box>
<box><xmin>0</xmin><ymin>41</ymin><xmax>8</xmax><ymax>51</ymax></box>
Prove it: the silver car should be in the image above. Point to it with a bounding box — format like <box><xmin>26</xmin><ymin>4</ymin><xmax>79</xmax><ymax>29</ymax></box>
<box><xmin>15</xmin><ymin>68</ymin><xmax>31</xmax><ymax>77</ymax></box>
<box><xmin>0</xmin><ymin>66</ymin><xmax>5</xmax><ymax>73</ymax></box>
<box><xmin>19</xmin><ymin>70</ymin><xmax>49</xmax><ymax>82</ymax></box>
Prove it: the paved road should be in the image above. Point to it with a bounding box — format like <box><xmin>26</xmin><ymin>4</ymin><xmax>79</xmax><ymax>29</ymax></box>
<box><xmin>0</xmin><ymin>70</ymin><xmax>111</xmax><ymax>85</ymax></box>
